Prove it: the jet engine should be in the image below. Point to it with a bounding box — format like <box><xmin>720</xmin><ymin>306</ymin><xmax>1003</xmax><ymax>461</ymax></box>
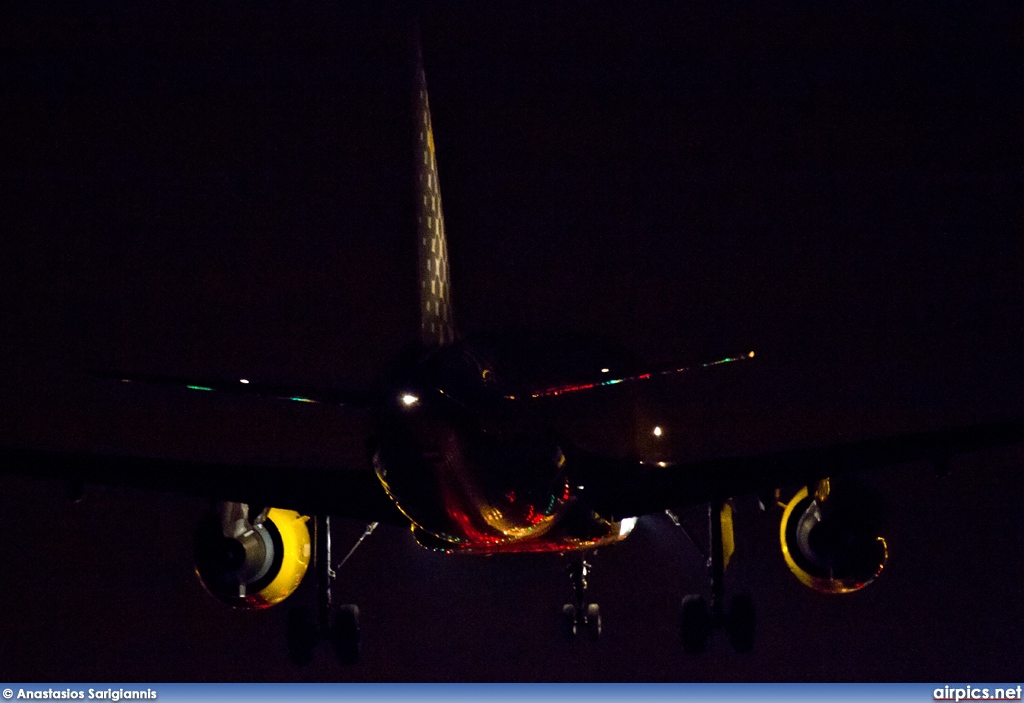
<box><xmin>194</xmin><ymin>502</ymin><xmax>311</xmax><ymax>609</ymax></box>
<box><xmin>779</xmin><ymin>479</ymin><xmax>888</xmax><ymax>594</ymax></box>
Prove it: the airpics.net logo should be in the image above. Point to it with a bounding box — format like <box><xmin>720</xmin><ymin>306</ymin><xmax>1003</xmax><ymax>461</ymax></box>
<box><xmin>935</xmin><ymin>686</ymin><xmax>1023</xmax><ymax>701</ymax></box>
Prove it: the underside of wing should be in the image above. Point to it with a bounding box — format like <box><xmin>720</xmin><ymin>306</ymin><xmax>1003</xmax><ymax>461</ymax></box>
<box><xmin>577</xmin><ymin>418</ymin><xmax>1024</xmax><ymax>519</ymax></box>
<box><xmin>0</xmin><ymin>445</ymin><xmax>405</xmax><ymax>526</ymax></box>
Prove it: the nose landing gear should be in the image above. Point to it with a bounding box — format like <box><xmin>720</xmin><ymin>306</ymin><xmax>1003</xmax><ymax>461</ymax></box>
<box><xmin>562</xmin><ymin>556</ymin><xmax>601</xmax><ymax>640</ymax></box>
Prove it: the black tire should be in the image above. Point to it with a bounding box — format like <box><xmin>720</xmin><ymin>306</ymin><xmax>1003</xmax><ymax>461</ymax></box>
<box><xmin>726</xmin><ymin>594</ymin><xmax>756</xmax><ymax>654</ymax></box>
<box><xmin>331</xmin><ymin>604</ymin><xmax>361</xmax><ymax>665</ymax></box>
<box><xmin>562</xmin><ymin>604</ymin><xmax>578</xmax><ymax>640</ymax></box>
<box><xmin>286</xmin><ymin>607</ymin><xmax>316</xmax><ymax>666</ymax></box>
<box><xmin>585</xmin><ymin>603</ymin><xmax>602</xmax><ymax>640</ymax></box>
<box><xmin>680</xmin><ymin>594</ymin><xmax>711</xmax><ymax>654</ymax></box>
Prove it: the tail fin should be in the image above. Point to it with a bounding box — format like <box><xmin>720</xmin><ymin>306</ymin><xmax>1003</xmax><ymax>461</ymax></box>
<box><xmin>413</xmin><ymin>29</ymin><xmax>457</xmax><ymax>347</ymax></box>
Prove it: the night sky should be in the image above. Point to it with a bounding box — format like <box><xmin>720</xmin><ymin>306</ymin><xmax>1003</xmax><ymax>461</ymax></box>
<box><xmin>0</xmin><ymin>0</ymin><xmax>1022</xmax><ymax>681</ymax></box>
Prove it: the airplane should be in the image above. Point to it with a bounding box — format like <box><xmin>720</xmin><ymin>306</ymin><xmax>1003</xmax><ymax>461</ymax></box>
<box><xmin>1</xmin><ymin>14</ymin><xmax>1021</xmax><ymax>671</ymax></box>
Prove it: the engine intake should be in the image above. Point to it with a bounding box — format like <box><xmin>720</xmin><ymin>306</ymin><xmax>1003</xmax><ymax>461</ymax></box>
<box><xmin>194</xmin><ymin>503</ymin><xmax>311</xmax><ymax>609</ymax></box>
<box><xmin>780</xmin><ymin>480</ymin><xmax>888</xmax><ymax>594</ymax></box>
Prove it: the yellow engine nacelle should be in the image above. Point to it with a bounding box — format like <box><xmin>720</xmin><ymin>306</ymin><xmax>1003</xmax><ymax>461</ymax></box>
<box><xmin>780</xmin><ymin>481</ymin><xmax>888</xmax><ymax>594</ymax></box>
<box><xmin>194</xmin><ymin>505</ymin><xmax>311</xmax><ymax>609</ymax></box>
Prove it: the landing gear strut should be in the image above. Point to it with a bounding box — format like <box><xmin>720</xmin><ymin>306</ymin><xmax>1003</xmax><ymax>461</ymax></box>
<box><xmin>678</xmin><ymin>501</ymin><xmax>756</xmax><ymax>654</ymax></box>
<box><xmin>562</xmin><ymin>555</ymin><xmax>601</xmax><ymax>640</ymax></box>
<box><xmin>286</xmin><ymin>516</ymin><xmax>369</xmax><ymax>665</ymax></box>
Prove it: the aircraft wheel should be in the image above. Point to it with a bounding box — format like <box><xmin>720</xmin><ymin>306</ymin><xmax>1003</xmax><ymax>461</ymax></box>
<box><xmin>286</xmin><ymin>607</ymin><xmax>317</xmax><ymax>666</ymax></box>
<box><xmin>585</xmin><ymin>603</ymin><xmax>602</xmax><ymax>640</ymax></box>
<box><xmin>680</xmin><ymin>595</ymin><xmax>711</xmax><ymax>654</ymax></box>
<box><xmin>562</xmin><ymin>604</ymin><xmax>578</xmax><ymax>640</ymax></box>
<box><xmin>726</xmin><ymin>594</ymin><xmax>756</xmax><ymax>653</ymax></box>
<box><xmin>330</xmin><ymin>604</ymin><xmax>361</xmax><ymax>665</ymax></box>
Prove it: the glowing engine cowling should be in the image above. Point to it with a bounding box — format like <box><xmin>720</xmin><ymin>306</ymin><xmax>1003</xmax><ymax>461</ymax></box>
<box><xmin>780</xmin><ymin>480</ymin><xmax>888</xmax><ymax>594</ymax></box>
<box><xmin>194</xmin><ymin>503</ymin><xmax>311</xmax><ymax>609</ymax></box>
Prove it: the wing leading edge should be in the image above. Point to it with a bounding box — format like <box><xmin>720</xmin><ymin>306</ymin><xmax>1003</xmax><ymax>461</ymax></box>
<box><xmin>577</xmin><ymin>419</ymin><xmax>1024</xmax><ymax>519</ymax></box>
<box><xmin>0</xmin><ymin>445</ymin><xmax>405</xmax><ymax>526</ymax></box>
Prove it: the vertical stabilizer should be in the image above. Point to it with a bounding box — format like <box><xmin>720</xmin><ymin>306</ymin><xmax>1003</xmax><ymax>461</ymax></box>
<box><xmin>414</xmin><ymin>30</ymin><xmax>457</xmax><ymax>347</ymax></box>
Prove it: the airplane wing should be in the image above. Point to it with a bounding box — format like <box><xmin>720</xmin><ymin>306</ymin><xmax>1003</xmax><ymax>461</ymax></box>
<box><xmin>0</xmin><ymin>444</ymin><xmax>406</xmax><ymax>525</ymax></box>
<box><xmin>577</xmin><ymin>418</ymin><xmax>1024</xmax><ymax>518</ymax></box>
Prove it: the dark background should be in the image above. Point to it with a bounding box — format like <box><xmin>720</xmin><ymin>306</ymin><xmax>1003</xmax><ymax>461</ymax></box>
<box><xmin>0</xmin><ymin>0</ymin><xmax>1021</xmax><ymax>681</ymax></box>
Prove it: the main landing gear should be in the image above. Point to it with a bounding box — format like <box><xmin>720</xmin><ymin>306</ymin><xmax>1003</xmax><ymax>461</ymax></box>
<box><xmin>287</xmin><ymin>516</ymin><xmax>376</xmax><ymax>666</ymax></box>
<box><xmin>676</xmin><ymin>501</ymin><xmax>756</xmax><ymax>654</ymax></box>
<box><xmin>562</xmin><ymin>555</ymin><xmax>602</xmax><ymax>640</ymax></box>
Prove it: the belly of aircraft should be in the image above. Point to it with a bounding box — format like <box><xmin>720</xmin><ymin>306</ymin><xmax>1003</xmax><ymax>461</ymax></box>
<box><xmin>371</xmin><ymin>415</ymin><xmax>635</xmax><ymax>554</ymax></box>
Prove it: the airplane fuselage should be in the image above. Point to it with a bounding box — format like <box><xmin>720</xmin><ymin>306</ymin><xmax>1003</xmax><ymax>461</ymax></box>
<box><xmin>370</xmin><ymin>335</ymin><xmax>638</xmax><ymax>554</ymax></box>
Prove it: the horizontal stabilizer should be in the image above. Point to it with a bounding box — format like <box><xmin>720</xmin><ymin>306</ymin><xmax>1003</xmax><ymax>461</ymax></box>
<box><xmin>91</xmin><ymin>370</ymin><xmax>373</xmax><ymax>409</ymax></box>
<box><xmin>516</xmin><ymin>350</ymin><xmax>757</xmax><ymax>400</ymax></box>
